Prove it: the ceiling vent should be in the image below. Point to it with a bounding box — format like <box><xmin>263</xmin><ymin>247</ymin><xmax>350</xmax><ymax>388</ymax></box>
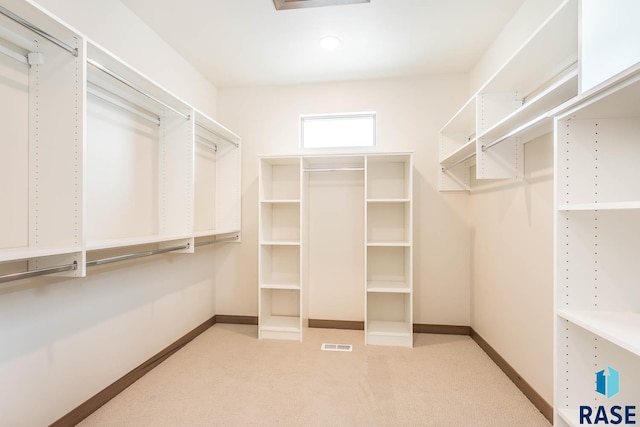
<box><xmin>273</xmin><ymin>0</ymin><xmax>370</xmax><ymax>10</ymax></box>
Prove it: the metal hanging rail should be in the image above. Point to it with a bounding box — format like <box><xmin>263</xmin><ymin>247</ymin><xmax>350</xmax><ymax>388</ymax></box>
<box><xmin>88</xmin><ymin>85</ymin><xmax>161</xmax><ymax>125</ymax></box>
<box><xmin>195</xmin><ymin>234</ymin><xmax>239</xmax><ymax>248</ymax></box>
<box><xmin>195</xmin><ymin>122</ymin><xmax>239</xmax><ymax>148</ymax></box>
<box><xmin>441</xmin><ymin>152</ymin><xmax>476</xmax><ymax>172</ymax></box>
<box><xmin>0</xmin><ymin>43</ymin><xmax>27</xmax><ymax>64</ymax></box>
<box><xmin>196</xmin><ymin>135</ymin><xmax>218</xmax><ymax>152</ymax></box>
<box><xmin>86</xmin><ymin>243</ymin><xmax>190</xmax><ymax>267</ymax></box>
<box><xmin>0</xmin><ymin>261</ymin><xmax>78</xmax><ymax>284</ymax></box>
<box><xmin>87</xmin><ymin>58</ymin><xmax>190</xmax><ymax>120</ymax></box>
<box><xmin>481</xmin><ymin>112</ymin><xmax>548</xmax><ymax>153</ymax></box>
<box><xmin>0</xmin><ymin>5</ymin><xmax>78</xmax><ymax>56</ymax></box>
<box><xmin>303</xmin><ymin>167</ymin><xmax>365</xmax><ymax>172</ymax></box>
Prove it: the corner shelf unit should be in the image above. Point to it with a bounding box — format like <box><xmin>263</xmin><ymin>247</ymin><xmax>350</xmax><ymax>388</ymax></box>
<box><xmin>554</xmin><ymin>68</ymin><xmax>640</xmax><ymax>426</ymax></box>
<box><xmin>439</xmin><ymin>0</ymin><xmax>579</xmax><ymax>191</ymax></box>
<box><xmin>257</xmin><ymin>153</ymin><xmax>413</xmax><ymax>347</ymax></box>
<box><xmin>0</xmin><ymin>1</ymin><xmax>241</xmax><ymax>284</ymax></box>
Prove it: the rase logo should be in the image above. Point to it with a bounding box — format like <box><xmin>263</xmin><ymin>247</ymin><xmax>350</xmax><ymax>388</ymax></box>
<box><xmin>579</xmin><ymin>366</ymin><xmax>636</xmax><ymax>425</ymax></box>
<box><xmin>597</xmin><ymin>366</ymin><xmax>620</xmax><ymax>398</ymax></box>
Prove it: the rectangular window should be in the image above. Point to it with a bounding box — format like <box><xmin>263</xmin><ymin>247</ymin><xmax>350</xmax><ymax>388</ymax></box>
<box><xmin>300</xmin><ymin>112</ymin><xmax>376</xmax><ymax>149</ymax></box>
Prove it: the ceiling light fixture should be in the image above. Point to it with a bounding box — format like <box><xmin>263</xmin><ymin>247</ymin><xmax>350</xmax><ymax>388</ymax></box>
<box><xmin>320</xmin><ymin>35</ymin><xmax>341</xmax><ymax>51</ymax></box>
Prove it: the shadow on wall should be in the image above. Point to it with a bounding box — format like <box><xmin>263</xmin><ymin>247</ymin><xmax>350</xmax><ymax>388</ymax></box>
<box><xmin>412</xmin><ymin>166</ymin><xmax>471</xmax><ymax>324</ymax></box>
<box><xmin>0</xmin><ymin>246</ymin><xmax>218</xmax><ymax>364</ymax></box>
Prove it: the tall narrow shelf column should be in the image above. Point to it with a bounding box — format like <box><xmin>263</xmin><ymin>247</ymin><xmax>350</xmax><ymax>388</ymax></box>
<box><xmin>365</xmin><ymin>154</ymin><xmax>413</xmax><ymax>347</ymax></box>
<box><xmin>258</xmin><ymin>157</ymin><xmax>303</xmax><ymax>341</ymax></box>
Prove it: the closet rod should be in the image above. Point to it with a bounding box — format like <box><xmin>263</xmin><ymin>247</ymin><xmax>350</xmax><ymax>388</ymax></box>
<box><xmin>481</xmin><ymin>112</ymin><xmax>547</xmax><ymax>153</ymax></box>
<box><xmin>0</xmin><ymin>261</ymin><xmax>77</xmax><ymax>284</ymax></box>
<box><xmin>87</xmin><ymin>58</ymin><xmax>191</xmax><ymax>120</ymax></box>
<box><xmin>88</xmin><ymin>86</ymin><xmax>161</xmax><ymax>125</ymax></box>
<box><xmin>0</xmin><ymin>43</ymin><xmax>27</xmax><ymax>64</ymax></box>
<box><xmin>441</xmin><ymin>152</ymin><xmax>475</xmax><ymax>172</ymax></box>
<box><xmin>195</xmin><ymin>234</ymin><xmax>239</xmax><ymax>247</ymax></box>
<box><xmin>0</xmin><ymin>5</ymin><xmax>77</xmax><ymax>56</ymax></box>
<box><xmin>521</xmin><ymin>60</ymin><xmax>578</xmax><ymax>104</ymax></box>
<box><xmin>196</xmin><ymin>135</ymin><xmax>218</xmax><ymax>152</ymax></box>
<box><xmin>303</xmin><ymin>167</ymin><xmax>364</xmax><ymax>172</ymax></box>
<box><xmin>195</xmin><ymin>122</ymin><xmax>239</xmax><ymax>148</ymax></box>
<box><xmin>86</xmin><ymin>243</ymin><xmax>190</xmax><ymax>267</ymax></box>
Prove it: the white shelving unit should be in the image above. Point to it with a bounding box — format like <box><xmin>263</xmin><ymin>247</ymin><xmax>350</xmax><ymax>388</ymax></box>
<box><xmin>258</xmin><ymin>157</ymin><xmax>302</xmax><ymax>341</ymax></box>
<box><xmin>365</xmin><ymin>154</ymin><xmax>413</xmax><ymax>347</ymax></box>
<box><xmin>194</xmin><ymin>110</ymin><xmax>242</xmax><ymax>240</ymax></box>
<box><xmin>258</xmin><ymin>153</ymin><xmax>413</xmax><ymax>347</ymax></box>
<box><xmin>439</xmin><ymin>0</ymin><xmax>578</xmax><ymax>191</ymax></box>
<box><xmin>85</xmin><ymin>41</ymin><xmax>194</xmax><ymax>254</ymax></box>
<box><xmin>554</xmin><ymin>68</ymin><xmax>640</xmax><ymax>426</ymax></box>
<box><xmin>0</xmin><ymin>1</ymin><xmax>242</xmax><ymax>283</ymax></box>
<box><xmin>0</xmin><ymin>0</ymin><xmax>84</xmax><ymax>278</ymax></box>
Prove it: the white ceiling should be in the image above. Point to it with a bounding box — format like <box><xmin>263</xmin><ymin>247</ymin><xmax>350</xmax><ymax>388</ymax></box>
<box><xmin>119</xmin><ymin>0</ymin><xmax>526</xmax><ymax>88</ymax></box>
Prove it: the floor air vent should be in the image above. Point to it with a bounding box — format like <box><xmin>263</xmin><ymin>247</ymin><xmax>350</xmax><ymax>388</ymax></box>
<box><xmin>321</xmin><ymin>343</ymin><xmax>353</xmax><ymax>352</ymax></box>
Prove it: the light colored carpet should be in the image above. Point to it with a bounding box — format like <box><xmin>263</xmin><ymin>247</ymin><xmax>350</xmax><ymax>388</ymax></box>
<box><xmin>79</xmin><ymin>324</ymin><xmax>550</xmax><ymax>426</ymax></box>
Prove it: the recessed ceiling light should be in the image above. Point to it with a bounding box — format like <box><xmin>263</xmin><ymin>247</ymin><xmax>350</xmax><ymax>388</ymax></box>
<box><xmin>320</xmin><ymin>36</ymin><xmax>341</xmax><ymax>51</ymax></box>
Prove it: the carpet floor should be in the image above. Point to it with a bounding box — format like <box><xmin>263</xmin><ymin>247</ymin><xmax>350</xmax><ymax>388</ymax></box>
<box><xmin>79</xmin><ymin>324</ymin><xmax>550</xmax><ymax>426</ymax></box>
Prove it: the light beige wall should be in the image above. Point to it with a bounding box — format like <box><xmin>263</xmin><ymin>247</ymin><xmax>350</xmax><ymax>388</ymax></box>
<box><xmin>469</xmin><ymin>135</ymin><xmax>554</xmax><ymax>402</ymax></box>
<box><xmin>467</xmin><ymin>0</ymin><xmax>563</xmax><ymax>405</ymax></box>
<box><xmin>0</xmin><ymin>1</ymin><xmax>219</xmax><ymax>425</ymax></box>
<box><xmin>216</xmin><ymin>75</ymin><xmax>471</xmax><ymax>326</ymax></box>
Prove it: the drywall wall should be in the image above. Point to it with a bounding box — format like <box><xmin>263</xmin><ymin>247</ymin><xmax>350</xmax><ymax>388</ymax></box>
<box><xmin>32</xmin><ymin>0</ymin><xmax>218</xmax><ymax>116</ymax></box>
<box><xmin>0</xmin><ymin>1</ymin><xmax>221</xmax><ymax>425</ymax></box>
<box><xmin>467</xmin><ymin>0</ymin><xmax>562</xmax><ymax>405</ymax></box>
<box><xmin>469</xmin><ymin>135</ymin><xmax>554</xmax><ymax>403</ymax></box>
<box><xmin>216</xmin><ymin>75</ymin><xmax>471</xmax><ymax>326</ymax></box>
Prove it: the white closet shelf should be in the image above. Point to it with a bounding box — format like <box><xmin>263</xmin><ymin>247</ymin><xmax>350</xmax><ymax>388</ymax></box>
<box><xmin>367</xmin><ymin>281</ymin><xmax>410</xmax><ymax>293</ymax></box>
<box><xmin>479</xmin><ymin>0</ymin><xmax>577</xmax><ymax>95</ymax></box>
<box><xmin>439</xmin><ymin>96</ymin><xmax>476</xmax><ymax>135</ymax></box>
<box><xmin>558</xmin><ymin>309</ymin><xmax>640</xmax><ymax>356</ymax></box>
<box><xmin>479</xmin><ymin>69</ymin><xmax>578</xmax><ymax>143</ymax></box>
<box><xmin>439</xmin><ymin>138</ymin><xmax>476</xmax><ymax>167</ymax></box>
<box><xmin>194</xmin><ymin>228</ymin><xmax>240</xmax><ymax>238</ymax></box>
<box><xmin>367</xmin><ymin>320</ymin><xmax>411</xmax><ymax>336</ymax></box>
<box><xmin>366</xmin><ymin>198</ymin><xmax>410</xmax><ymax>203</ymax></box>
<box><xmin>558</xmin><ymin>201</ymin><xmax>640</xmax><ymax>211</ymax></box>
<box><xmin>261</xmin><ymin>199</ymin><xmax>301</xmax><ymax>204</ymax></box>
<box><xmin>260</xmin><ymin>241</ymin><xmax>300</xmax><ymax>246</ymax></box>
<box><xmin>86</xmin><ymin>234</ymin><xmax>192</xmax><ymax>251</ymax></box>
<box><xmin>0</xmin><ymin>246</ymin><xmax>82</xmax><ymax>263</ymax></box>
<box><xmin>260</xmin><ymin>315</ymin><xmax>300</xmax><ymax>332</ymax></box>
<box><xmin>367</xmin><ymin>241</ymin><xmax>410</xmax><ymax>247</ymax></box>
<box><xmin>557</xmin><ymin>408</ymin><xmax>578</xmax><ymax>427</ymax></box>
<box><xmin>260</xmin><ymin>283</ymin><xmax>300</xmax><ymax>290</ymax></box>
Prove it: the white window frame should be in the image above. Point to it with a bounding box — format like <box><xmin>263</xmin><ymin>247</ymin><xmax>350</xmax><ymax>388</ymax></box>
<box><xmin>300</xmin><ymin>112</ymin><xmax>376</xmax><ymax>149</ymax></box>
